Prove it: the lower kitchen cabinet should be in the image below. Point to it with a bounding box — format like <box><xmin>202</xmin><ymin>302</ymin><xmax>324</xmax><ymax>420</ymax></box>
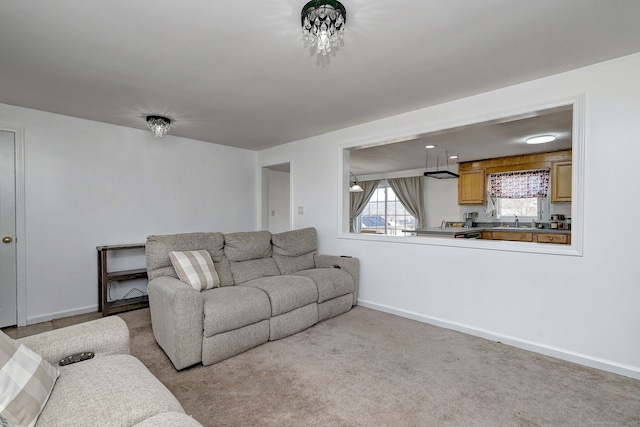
<box><xmin>535</xmin><ymin>232</ymin><xmax>570</xmax><ymax>244</ymax></box>
<box><xmin>484</xmin><ymin>231</ymin><xmax>533</xmax><ymax>242</ymax></box>
<box><xmin>483</xmin><ymin>231</ymin><xmax>570</xmax><ymax>244</ymax></box>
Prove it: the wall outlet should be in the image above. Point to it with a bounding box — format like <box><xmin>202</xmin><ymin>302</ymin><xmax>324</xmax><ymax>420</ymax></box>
<box><xmin>298</xmin><ymin>206</ymin><xmax>304</xmax><ymax>215</ymax></box>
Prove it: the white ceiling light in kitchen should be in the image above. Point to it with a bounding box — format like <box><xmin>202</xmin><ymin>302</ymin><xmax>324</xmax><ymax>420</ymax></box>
<box><xmin>526</xmin><ymin>135</ymin><xmax>556</xmax><ymax>144</ymax></box>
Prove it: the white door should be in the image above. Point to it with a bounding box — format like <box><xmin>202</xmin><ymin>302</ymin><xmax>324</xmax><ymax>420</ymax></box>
<box><xmin>0</xmin><ymin>130</ymin><xmax>17</xmax><ymax>328</ymax></box>
<box><xmin>262</xmin><ymin>163</ymin><xmax>291</xmax><ymax>233</ymax></box>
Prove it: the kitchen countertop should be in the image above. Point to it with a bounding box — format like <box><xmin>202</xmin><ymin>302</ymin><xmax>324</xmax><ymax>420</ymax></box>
<box><xmin>407</xmin><ymin>227</ymin><xmax>571</xmax><ymax>236</ymax></box>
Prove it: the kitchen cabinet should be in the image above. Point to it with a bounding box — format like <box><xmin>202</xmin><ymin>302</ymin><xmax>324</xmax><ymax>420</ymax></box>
<box><xmin>484</xmin><ymin>231</ymin><xmax>533</xmax><ymax>242</ymax></box>
<box><xmin>535</xmin><ymin>233</ymin><xmax>570</xmax><ymax>244</ymax></box>
<box><xmin>458</xmin><ymin>169</ymin><xmax>485</xmax><ymax>205</ymax></box>
<box><xmin>551</xmin><ymin>161</ymin><xmax>572</xmax><ymax>203</ymax></box>
<box><xmin>457</xmin><ymin>151</ymin><xmax>571</xmax><ymax>205</ymax></box>
<box><xmin>482</xmin><ymin>230</ymin><xmax>570</xmax><ymax>244</ymax></box>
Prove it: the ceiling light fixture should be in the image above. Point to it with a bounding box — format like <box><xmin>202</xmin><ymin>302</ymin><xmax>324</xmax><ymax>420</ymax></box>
<box><xmin>424</xmin><ymin>149</ymin><xmax>460</xmax><ymax>179</ymax></box>
<box><xmin>301</xmin><ymin>0</ymin><xmax>346</xmax><ymax>56</ymax></box>
<box><xmin>146</xmin><ymin>115</ymin><xmax>171</xmax><ymax>138</ymax></box>
<box><xmin>349</xmin><ymin>171</ymin><xmax>363</xmax><ymax>192</ymax></box>
<box><xmin>526</xmin><ymin>135</ymin><xmax>556</xmax><ymax>145</ymax></box>
<box><xmin>425</xmin><ymin>145</ymin><xmax>436</xmax><ymax>149</ymax></box>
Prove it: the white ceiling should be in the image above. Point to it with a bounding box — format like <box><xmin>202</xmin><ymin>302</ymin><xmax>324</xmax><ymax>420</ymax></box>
<box><xmin>1</xmin><ymin>1</ymin><xmax>640</xmax><ymax>151</ymax></box>
<box><xmin>349</xmin><ymin>106</ymin><xmax>573</xmax><ymax>176</ymax></box>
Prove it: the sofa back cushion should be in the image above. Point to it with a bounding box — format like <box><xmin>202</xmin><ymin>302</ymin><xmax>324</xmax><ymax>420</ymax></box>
<box><xmin>224</xmin><ymin>231</ymin><xmax>279</xmax><ymax>284</ymax></box>
<box><xmin>146</xmin><ymin>232</ymin><xmax>234</xmax><ymax>287</ymax></box>
<box><xmin>223</xmin><ymin>231</ymin><xmax>272</xmax><ymax>261</ymax></box>
<box><xmin>272</xmin><ymin>227</ymin><xmax>317</xmax><ymax>274</ymax></box>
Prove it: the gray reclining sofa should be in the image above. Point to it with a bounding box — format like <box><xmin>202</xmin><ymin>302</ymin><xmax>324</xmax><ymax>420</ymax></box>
<box><xmin>145</xmin><ymin>227</ymin><xmax>359</xmax><ymax>370</ymax></box>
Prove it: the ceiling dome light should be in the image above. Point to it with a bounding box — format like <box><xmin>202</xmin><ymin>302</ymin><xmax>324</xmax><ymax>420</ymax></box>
<box><xmin>301</xmin><ymin>1</ymin><xmax>346</xmax><ymax>56</ymax></box>
<box><xmin>526</xmin><ymin>135</ymin><xmax>556</xmax><ymax>145</ymax></box>
<box><xmin>146</xmin><ymin>115</ymin><xmax>171</xmax><ymax>138</ymax></box>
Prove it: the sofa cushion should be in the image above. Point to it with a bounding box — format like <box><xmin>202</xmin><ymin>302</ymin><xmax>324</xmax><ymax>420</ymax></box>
<box><xmin>269</xmin><ymin>303</ymin><xmax>318</xmax><ymax>341</ymax></box>
<box><xmin>37</xmin><ymin>354</ymin><xmax>184</xmax><ymax>427</ymax></box>
<box><xmin>229</xmin><ymin>258</ymin><xmax>280</xmax><ymax>285</ymax></box>
<box><xmin>0</xmin><ymin>330</ymin><xmax>60</xmax><ymax>427</ymax></box>
<box><xmin>146</xmin><ymin>232</ymin><xmax>234</xmax><ymax>287</ymax></box>
<box><xmin>318</xmin><ymin>293</ymin><xmax>353</xmax><ymax>322</ymax></box>
<box><xmin>202</xmin><ymin>320</ymin><xmax>270</xmax><ymax>366</ymax></box>
<box><xmin>170</xmin><ymin>250</ymin><xmax>220</xmax><ymax>291</ymax></box>
<box><xmin>292</xmin><ymin>268</ymin><xmax>355</xmax><ymax>303</ymax></box>
<box><xmin>224</xmin><ymin>231</ymin><xmax>272</xmax><ymax>262</ymax></box>
<box><xmin>202</xmin><ymin>287</ymin><xmax>271</xmax><ymax>337</ymax></box>
<box><xmin>272</xmin><ymin>227</ymin><xmax>317</xmax><ymax>274</ymax></box>
<box><xmin>273</xmin><ymin>252</ymin><xmax>315</xmax><ymax>275</ymax></box>
<box><xmin>240</xmin><ymin>275</ymin><xmax>318</xmax><ymax>317</ymax></box>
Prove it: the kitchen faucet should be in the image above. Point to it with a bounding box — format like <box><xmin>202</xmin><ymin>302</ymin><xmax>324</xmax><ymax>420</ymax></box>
<box><xmin>515</xmin><ymin>215</ymin><xmax>519</xmax><ymax>228</ymax></box>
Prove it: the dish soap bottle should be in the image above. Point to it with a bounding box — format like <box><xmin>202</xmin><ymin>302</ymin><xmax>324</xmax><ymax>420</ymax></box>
<box><xmin>530</xmin><ymin>220</ymin><xmax>536</xmax><ymax>228</ymax></box>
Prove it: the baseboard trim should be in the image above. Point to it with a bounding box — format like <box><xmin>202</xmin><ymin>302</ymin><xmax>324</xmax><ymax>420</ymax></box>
<box><xmin>27</xmin><ymin>305</ymin><xmax>99</xmax><ymax>325</ymax></box>
<box><xmin>357</xmin><ymin>299</ymin><xmax>640</xmax><ymax>380</ymax></box>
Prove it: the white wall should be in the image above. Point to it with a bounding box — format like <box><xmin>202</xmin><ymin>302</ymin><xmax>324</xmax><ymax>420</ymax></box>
<box><xmin>0</xmin><ymin>104</ymin><xmax>257</xmax><ymax>323</ymax></box>
<box><xmin>258</xmin><ymin>53</ymin><xmax>640</xmax><ymax>379</ymax></box>
<box><xmin>424</xmin><ymin>167</ymin><xmax>460</xmax><ymax>227</ymax></box>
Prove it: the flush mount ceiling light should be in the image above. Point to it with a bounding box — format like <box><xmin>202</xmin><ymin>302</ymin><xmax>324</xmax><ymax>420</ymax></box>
<box><xmin>349</xmin><ymin>171</ymin><xmax>363</xmax><ymax>192</ymax></box>
<box><xmin>301</xmin><ymin>0</ymin><xmax>346</xmax><ymax>56</ymax></box>
<box><xmin>526</xmin><ymin>135</ymin><xmax>556</xmax><ymax>145</ymax></box>
<box><xmin>146</xmin><ymin>115</ymin><xmax>171</xmax><ymax>138</ymax></box>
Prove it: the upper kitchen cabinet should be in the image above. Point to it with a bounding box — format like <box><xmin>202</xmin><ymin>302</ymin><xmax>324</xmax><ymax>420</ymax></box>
<box><xmin>457</xmin><ymin>150</ymin><xmax>572</xmax><ymax>206</ymax></box>
<box><xmin>551</xmin><ymin>161</ymin><xmax>572</xmax><ymax>203</ymax></box>
<box><xmin>458</xmin><ymin>169</ymin><xmax>486</xmax><ymax>205</ymax></box>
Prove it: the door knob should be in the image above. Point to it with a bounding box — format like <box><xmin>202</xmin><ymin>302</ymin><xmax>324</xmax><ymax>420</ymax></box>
<box><xmin>2</xmin><ymin>236</ymin><xmax>13</xmax><ymax>244</ymax></box>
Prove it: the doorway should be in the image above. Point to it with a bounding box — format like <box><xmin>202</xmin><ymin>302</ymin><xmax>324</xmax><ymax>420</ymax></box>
<box><xmin>0</xmin><ymin>130</ymin><xmax>17</xmax><ymax>327</ymax></box>
<box><xmin>261</xmin><ymin>163</ymin><xmax>291</xmax><ymax>233</ymax></box>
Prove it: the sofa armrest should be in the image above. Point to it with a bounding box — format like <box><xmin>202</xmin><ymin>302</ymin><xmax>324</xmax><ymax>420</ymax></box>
<box><xmin>314</xmin><ymin>255</ymin><xmax>360</xmax><ymax>305</ymax></box>
<box><xmin>147</xmin><ymin>276</ymin><xmax>204</xmax><ymax>370</ymax></box>
<box><xmin>17</xmin><ymin>316</ymin><xmax>129</xmax><ymax>366</ymax></box>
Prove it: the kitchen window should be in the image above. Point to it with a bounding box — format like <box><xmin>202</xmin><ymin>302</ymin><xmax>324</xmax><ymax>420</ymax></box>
<box><xmin>497</xmin><ymin>197</ymin><xmax>545</xmax><ymax>219</ymax></box>
<box><xmin>490</xmin><ymin>169</ymin><xmax>550</xmax><ymax>220</ymax></box>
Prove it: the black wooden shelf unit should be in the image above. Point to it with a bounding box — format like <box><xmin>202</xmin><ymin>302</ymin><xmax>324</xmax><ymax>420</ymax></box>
<box><xmin>97</xmin><ymin>243</ymin><xmax>148</xmax><ymax>316</ymax></box>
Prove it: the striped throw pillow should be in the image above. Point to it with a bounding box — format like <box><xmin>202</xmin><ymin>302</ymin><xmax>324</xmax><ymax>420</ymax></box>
<box><xmin>0</xmin><ymin>330</ymin><xmax>60</xmax><ymax>427</ymax></box>
<box><xmin>169</xmin><ymin>250</ymin><xmax>220</xmax><ymax>291</ymax></box>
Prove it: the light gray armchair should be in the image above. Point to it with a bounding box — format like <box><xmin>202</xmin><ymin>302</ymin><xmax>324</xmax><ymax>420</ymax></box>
<box><xmin>15</xmin><ymin>316</ymin><xmax>202</xmax><ymax>427</ymax></box>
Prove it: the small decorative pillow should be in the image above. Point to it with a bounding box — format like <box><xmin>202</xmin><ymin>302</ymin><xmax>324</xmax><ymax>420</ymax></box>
<box><xmin>0</xmin><ymin>330</ymin><xmax>60</xmax><ymax>427</ymax></box>
<box><xmin>169</xmin><ymin>250</ymin><xmax>220</xmax><ymax>291</ymax></box>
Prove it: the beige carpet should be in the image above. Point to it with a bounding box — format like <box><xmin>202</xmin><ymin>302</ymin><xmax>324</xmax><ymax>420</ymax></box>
<box><xmin>118</xmin><ymin>307</ymin><xmax>640</xmax><ymax>427</ymax></box>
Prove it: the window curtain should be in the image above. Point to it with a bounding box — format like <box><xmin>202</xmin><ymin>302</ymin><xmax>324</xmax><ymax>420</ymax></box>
<box><xmin>350</xmin><ymin>180</ymin><xmax>380</xmax><ymax>232</ymax></box>
<box><xmin>387</xmin><ymin>176</ymin><xmax>427</xmax><ymax>229</ymax></box>
<box><xmin>489</xmin><ymin>169</ymin><xmax>550</xmax><ymax>199</ymax></box>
